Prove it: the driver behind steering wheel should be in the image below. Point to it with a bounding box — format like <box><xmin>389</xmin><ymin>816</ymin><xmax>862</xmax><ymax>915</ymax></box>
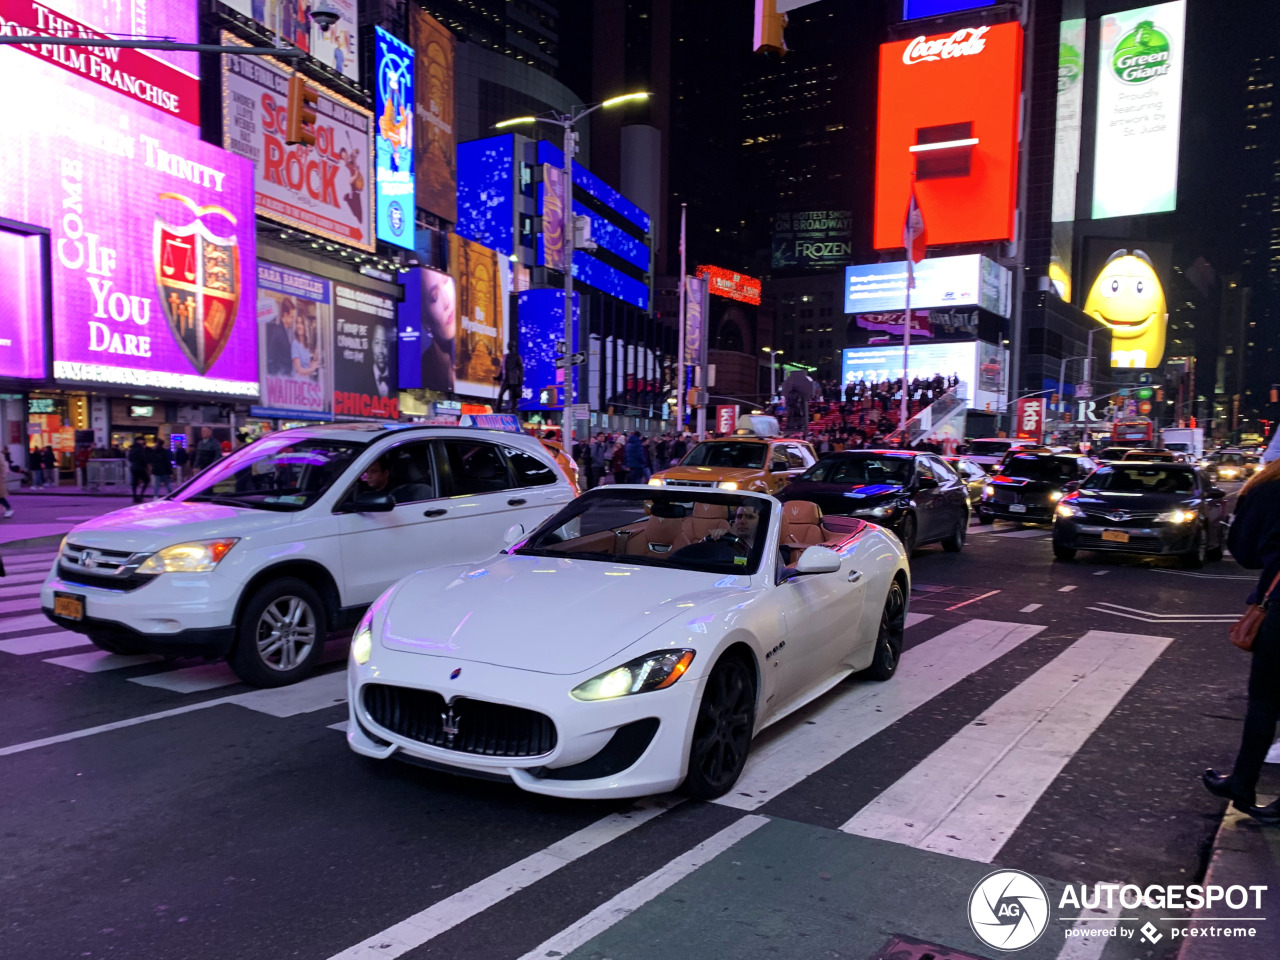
<box><xmin>704</xmin><ymin>505</ymin><xmax>759</xmax><ymax>551</ymax></box>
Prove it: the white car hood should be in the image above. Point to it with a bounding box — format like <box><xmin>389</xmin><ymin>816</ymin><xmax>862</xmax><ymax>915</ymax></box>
<box><xmin>379</xmin><ymin>554</ymin><xmax>749</xmax><ymax>676</ymax></box>
<box><xmin>61</xmin><ymin>499</ymin><xmax>288</xmax><ymax>553</ymax></box>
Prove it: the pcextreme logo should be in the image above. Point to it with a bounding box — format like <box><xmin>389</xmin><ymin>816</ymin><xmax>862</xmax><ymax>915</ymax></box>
<box><xmin>1111</xmin><ymin>19</ymin><xmax>1172</xmax><ymax>84</ymax></box>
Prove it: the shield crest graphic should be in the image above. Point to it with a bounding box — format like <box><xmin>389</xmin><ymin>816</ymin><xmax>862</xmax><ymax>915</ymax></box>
<box><xmin>154</xmin><ymin>195</ymin><xmax>241</xmax><ymax>376</ymax></box>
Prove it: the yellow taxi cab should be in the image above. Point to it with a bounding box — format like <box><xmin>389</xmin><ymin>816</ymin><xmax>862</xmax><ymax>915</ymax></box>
<box><xmin>648</xmin><ymin>417</ymin><xmax>816</xmax><ymax>494</ymax></box>
<box><xmin>539</xmin><ymin>437</ymin><xmax>581</xmax><ymax>496</ymax></box>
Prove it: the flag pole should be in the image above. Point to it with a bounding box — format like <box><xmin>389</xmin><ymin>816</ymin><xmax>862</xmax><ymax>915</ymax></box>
<box><xmin>677</xmin><ymin>203</ymin><xmax>687</xmax><ymax>434</ymax></box>
<box><xmin>900</xmin><ymin>260</ymin><xmax>911</xmax><ymax>434</ymax></box>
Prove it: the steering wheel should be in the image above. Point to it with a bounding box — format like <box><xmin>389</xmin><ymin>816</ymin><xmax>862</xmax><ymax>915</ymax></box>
<box><xmin>702</xmin><ymin>532</ymin><xmax>747</xmax><ymax>549</ymax></box>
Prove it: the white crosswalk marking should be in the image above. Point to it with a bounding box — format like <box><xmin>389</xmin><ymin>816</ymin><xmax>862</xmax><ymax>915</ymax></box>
<box><xmin>840</xmin><ymin>629</ymin><xmax>1171</xmax><ymax>862</ymax></box>
<box><xmin>232</xmin><ymin>670</ymin><xmax>347</xmax><ymax>716</ymax></box>
<box><xmin>905</xmin><ymin>612</ymin><xmax>933</xmax><ymax>628</ymax></box>
<box><xmin>0</xmin><ymin>572</ymin><xmax>51</xmax><ymax>589</ymax></box>
<box><xmin>0</xmin><ymin>596</ymin><xmax>43</xmax><ymax>615</ymax></box>
<box><xmin>995</xmin><ymin>528</ymin><xmax>1052</xmax><ymax>539</ymax></box>
<box><xmin>129</xmin><ymin>663</ymin><xmax>242</xmax><ymax>693</ymax></box>
<box><xmin>714</xmin><ymin>619</ymin><xmax>1046</xmax><ymax>811</ymax></box>
<box><xmin>0</xmin><ymin>582</ymin><xmax>46</xmax><ymax>600</ymax></box>
<box><xmin>45</xmin><ymin>650</ymin><xmax>163</xmax><ymax>672</ymax></box>
<box><xmin>0</xmin><ymin>613</ymin><xmax>56</xmax><ymax>637</ymax></box>
<box><xmin>0</xmin><ymin>632</ymin><xmax>91</xmax><ymax>655</ymax></box>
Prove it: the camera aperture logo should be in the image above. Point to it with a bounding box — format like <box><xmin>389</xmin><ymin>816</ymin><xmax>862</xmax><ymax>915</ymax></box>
<box><xmin>969</xmin><ymin>870</ymin><xmax>1050</xmax><ymax>951</ymax></box>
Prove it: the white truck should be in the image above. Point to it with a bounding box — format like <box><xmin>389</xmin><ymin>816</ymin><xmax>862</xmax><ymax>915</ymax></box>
<box><xmin>1161</xmin><ymin>427</ymin><xmax>1204</xmax><ymax>462</ymax></box>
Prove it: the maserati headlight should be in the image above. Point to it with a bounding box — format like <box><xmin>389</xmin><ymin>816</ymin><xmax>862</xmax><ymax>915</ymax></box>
<box><xmin>647</xmin><ymin>477</ymin><xmax>664</xmax><ymax>487</ymax></box>
<box><xmin>351</xmin><ymin>621</ymin><xmax>374</xmax><ymax>665</ymax></box>
<box><xmin>1159</xmin><ymin>508</ymin><xmax>1196</xmax><ymax>524</ymax></box>
<box><xmin>717</xmin><ymin>481</ymin><xmax>739</xmax><ymax>490</ymax></box>
<box><xmin>571</xmin><ymin>649</ymin><xmax>696</xmax><ymax>701</ymax></box>
<box><xmin>136</xmin><ymin>538</ymin><xmax>238</xmax><ymax>574</ymax></box>
<box><xmin>1057</xmin><ymin>502</ymin><xmax>1085</xmax><ymax>518</ymax></box>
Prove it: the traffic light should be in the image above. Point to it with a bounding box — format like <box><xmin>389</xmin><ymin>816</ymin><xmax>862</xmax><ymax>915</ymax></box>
<box><xmin>752</xmin><ymin>0</ymin><xmax>786</xmax><ymax>55</ymax></box>
<box><xmin>539</xmin><ymin>387</ymin><xmax>560</xmax><ymax>407</ymax></box>
<box><xmin>285</xmin><ymin>73</ymin><xmax>319</xmax><ymax>147</ymax></box>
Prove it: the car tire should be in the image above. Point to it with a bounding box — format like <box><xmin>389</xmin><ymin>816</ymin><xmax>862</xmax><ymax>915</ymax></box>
<box><xmin>896</xmin><ymin>513</ymin><xmax>918</xmax><ymax>555</ymax></box>
<box><xmin>977</xmin><ymin>511</ymin><xmax>994</xmax><ymax>525</ymax></box>
<box><xmin>1052</xmin><ymin>541</ymin><xmax>1077</xmax><ymax>562</ymax></box>
<box><xmin>864</xmin><ymin>579</ymin><xmax>907</xmax><ymax>682</ymax></box>
<box><xmin>1180</xmin><ymin>528</ymin><xmax>1207</xmax><ymax>569</ymax></box>
<box><xmin>941</xmin><ymin>512</ymin><xmax>968</xmax><ymax>553</ymax></box>
<box><xmin>228</xmin><ymin>577</ymin><xmax>327</xmax><ymax>688</ymax></box>
<box><xmin>681</xmin><ymin>654</ymin><xmax>757</xmax><ymax>801</ymax></box>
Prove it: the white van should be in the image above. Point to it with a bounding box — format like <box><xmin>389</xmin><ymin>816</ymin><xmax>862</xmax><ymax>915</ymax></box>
<box><xmin>41</xmin><ymin>422</ymin><xmax>575</xmax><ymax>686</ymax></box>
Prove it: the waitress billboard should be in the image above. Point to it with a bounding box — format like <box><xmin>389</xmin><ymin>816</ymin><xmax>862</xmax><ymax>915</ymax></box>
<box><xmin>0</xmin><ymin>19</ymin><xmax>258</xmax><ymax>397</ymax></box>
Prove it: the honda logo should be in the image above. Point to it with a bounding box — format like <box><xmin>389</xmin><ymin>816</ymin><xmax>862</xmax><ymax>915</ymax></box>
<box><xmin>79</xmin><ymin>550</ymin><xmax>98</xmax><ymax>569</ymax></box>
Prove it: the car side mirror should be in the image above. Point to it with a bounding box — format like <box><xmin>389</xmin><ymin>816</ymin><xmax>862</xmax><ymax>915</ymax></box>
<box><xmin>793</xmin><ymin>545</ymin><xmax>842</xmax><ymax>576</ymax></box>
<box><xmin>1208</xmin><ymin>487</ymin><xmax>1227</xmax><ymax>500</ymax></box>
<box><xmin>917</xmin><ymin>475</ymin><xmax>939</xmax><ymax>489</ymax></box>
<box><xmin>503</xmin><ymin>523</ymin><xmax>525</xmax><ymax>546</ymax></box>
<box><xmin>347</xmin><ymin>491</ymin><xmax>395</xmax><ymax>513</ymax></box>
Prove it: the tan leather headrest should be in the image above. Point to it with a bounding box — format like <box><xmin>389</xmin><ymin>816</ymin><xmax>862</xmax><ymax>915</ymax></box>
<box><xmin>782</xmin><ymin>500</ymin><xmax>822</xmax><ymax>525</ymax></box>
<box><xmin>693</xmin><ymin>502</ymin><xmax>728</xmax><ymax>520</ymax></box>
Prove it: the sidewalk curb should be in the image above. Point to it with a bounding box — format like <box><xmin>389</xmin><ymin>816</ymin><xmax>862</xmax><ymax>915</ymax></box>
<box><xmin>1176</xmin><ymin>804</ymin><xmax>1280</xmax><ymax>960</ymax></box>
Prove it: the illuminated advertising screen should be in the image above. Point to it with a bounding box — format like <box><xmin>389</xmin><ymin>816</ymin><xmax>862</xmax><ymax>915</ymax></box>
<box><xmin>1092</xmin><ymin>1</ymin><xmax>1186</xmax><ymax>219</ymax></box>
<box><xmin>455</xmin><ymin>237</ymin><xmax>505</xmax><ymax>398</ymax></box>
<box><xmin>0</xmin><ymin>46</ymin><xmax>258</xmax><ymax>396</ymax></box>
<box><xmin>221</xmin><ymin>34</ymin><xmax>374</xmax><ymax>250</ymax></box>
<box><xmin>844</xmin><ymin>255</ymin><xmax>1012</xmax><ymax>318</ymax></box>
<box><xmin>332</xmin><ymin>284</ymin><xmax>398</xmax><ymax>419</ymax></box>
<box><xmin>398</xmin><ymin>266</ymin><xmax>457</xmax><ymax>393</ymax></box>
<box><xmin>772</xmin><ymin>211</ymin><xmax>853</xmax><ymax>272</ymax></box>
<box><xmin>0</xmin><ymin>230</ymin><xmax>47</xmax><ymax>380</ymax></box>
<box><xmin>1081</xmin><ymin>240</ymin><xmax>1172</xmax><ymax>369</ymax></box>
<box><xmin>874</xmin><ymin>21</ymin><xmax>1023</xmax><ymax>249</ymax></box>
<box><xmin>697</xmin><ymin>266</ymin><xmax>762</xmax><ymax>306</ymax></box>
<box><xmin>903</xmin><ymin>0</ymin><xmax>995</xmax><ymax>17</ymax></box>
<box><xmin>541</xmin><ymin>164</ymin><xmax>569</xmax><ymax>273</ymax></box>
<box><xmin>456</xmin><ymin>135</ymin><xmax>516</xmax><ymax>257</ymax></box>
<box><xmin>517</xmin><ymin>289</ymin><xmax>579</xmax><ymax>411</ymax></box>
<box><xmin>411</xmin><ymin>7</ymin><xmax>457</xmax><ymax>223</ymax></box>
<box><xmin>221</xmin><ymin>0</ymin><xmax>360</xmax><ymax>82</ymax></box>
<box><xmin>842</xmin><ymin>341</ymin><xmax>1006</xmax><ymax>411</ymax></box>
<box><xmin>253</xmin><ymin>263</ymin><xmax>332</xmax><ymax>420</ymax></box>
<box><xmin>374</xmin><ymin>28</ymin><xmax>415</xmax><ymax>250</ymax></box>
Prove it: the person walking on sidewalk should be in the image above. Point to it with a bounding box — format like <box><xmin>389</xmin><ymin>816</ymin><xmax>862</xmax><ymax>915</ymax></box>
<box><xmin>0</xmin><ymin>452</ymin><xmax>13</xmax><ymax>518</ymax></box>
<box><xmin>127</xmin><ymin>439</ymin><xmax>150</xmax><ymax>503</ymax></box>
<box><xmin>173</xmin><ymin>443</ymin><xmax>188</xmax><ymax>484</ymax></box>
<box><xmin>191</xmin><ymin>427</ymin><xmax>221</xmax><ymax>473</ymax></box>
<box><xmin>41</xmin><ymin>445</ymin><xmax>57</xmax><ymax>488</ymax></box>
<box><xmin>1202</xmin><ymin>458</ymin><xmax>1280</xmax><ymax>824</ymax></box>
<box><xmin>29</xmin><ymin>444</ymin><xmax>43</xmax><ymax>489</ymax></box>
<box><xmin>149</xmin><ymin>441</ymin><xmax>175</xmax><ymax>499</ymax></box>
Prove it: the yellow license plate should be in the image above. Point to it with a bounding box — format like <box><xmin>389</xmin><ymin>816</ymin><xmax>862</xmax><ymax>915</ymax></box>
<box><xmin>1101</xmin><ymin>530</ymin><xmax>1130</xmax><ymax>544</ymax></box>
<box><xmin>53</xmin><ymin>592</ymin><xmax>84</xmax><ymax>621</ymax></box>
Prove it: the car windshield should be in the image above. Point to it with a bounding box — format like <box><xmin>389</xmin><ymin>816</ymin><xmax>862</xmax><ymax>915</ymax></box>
<box><xmin>514</xmin><ymin>490</ymin><xmax>772</xmax><ymax>576</ymax></box>
<box><xmin>968</xmin><ymin>440</ymin><xmax>1011</xmax><ymax>457</ymax></box>
<box><xmin>1098</xmin><ymin>448</ymin><xmax>1131</xmax><ymax>460</ymax></box>
<box><xmin>1081</xmin><ymin>466</ymin><xmax>1195</xmax><ymax>494</ymax></box>
<box><xmin>1002</xmin><ymin>456</ymin><xmax>1078</xmax><ymax>483</ymax></box>
<box><xmin>680</xmin><ymin>441</ymin><xmax>767</xmax><ymax>469</ymax></box>
<box><xmin>1212</xmin><ymin>453</ymin><xmax>1246</xmax><ymax>465</ymax></box>
<box><xmin>798</xmin><ymin>455</ymin><xmax>913</xmax><ymax>485</ymax></box>
<box><xmin>178</xmin><ymin>436</ymin><xmax>367</xmax><ymax>511</ymax></box>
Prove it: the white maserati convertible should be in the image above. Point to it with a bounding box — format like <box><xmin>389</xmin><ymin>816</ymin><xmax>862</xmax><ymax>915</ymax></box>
<box><xmin>345</xmin><ymin>486</ymin><xmax>910</xmax><ymax>800</ymax></box>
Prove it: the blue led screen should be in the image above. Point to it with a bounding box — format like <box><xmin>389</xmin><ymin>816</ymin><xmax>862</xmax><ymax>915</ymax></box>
<box><xmin>537</xmin><ymin>141</ymin><xmax>651</xmax><ymax>234</ymax></box>
<box><xmin>456</xmin><ymin>134</ymin><xmax>515</xmax><ymax>256</ymax></box>
<box><xmin>572</xmin><ymin>251</ymin><xmax>649</xmax><ymax>311</ymax></box>
<box><xmin>517</xmin><ymin>288</ymin><xmax>580</xmax><ymax>411</ymax></box>
<box><xmin>902</xmin><ymin>0</ymin><xmax>994</xmax><ymax>18</ymax></box>
<box><xmin>374</xmin><ymin>27</ymin><xmax>415</xmax><ymax>250</ymax></box>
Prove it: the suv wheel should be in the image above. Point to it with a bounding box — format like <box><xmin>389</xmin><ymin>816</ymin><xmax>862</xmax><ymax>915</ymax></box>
<box><xmin>229</xmin><ymin>577</ymin><xmax>327</xmax><ymax>687</ymax></box>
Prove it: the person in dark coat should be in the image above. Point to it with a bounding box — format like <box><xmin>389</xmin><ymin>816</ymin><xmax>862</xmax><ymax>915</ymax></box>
<box><xmin>127</xmin><ymin>439</ymin><xmax>150</xmax><ymax>502</ymax></box>
<box><xmin>149</xmin><ymin>442</ymin><xmax>175</xmax><ymax>499</ymax></box>
<box><xmin>41</xmin><ymin>445</ymin><xmax>57</xmax><ymax>488</ymax></box>
<box><xmin>624</xmin><ymin>432</ymin><xmax>646</xmax><ymax>484</ymax></box>
<box><xmin>1202</xmin><ymin>459</ymin><xmax>1280</xmax><ymax>823</ymax></box>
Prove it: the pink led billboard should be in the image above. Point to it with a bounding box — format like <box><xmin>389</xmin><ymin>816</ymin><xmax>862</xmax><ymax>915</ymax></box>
<box><xmin>0</xmin><ymin>39</ymin><xmax>258</xmax><ymax>396</ymax></box>
<box><xmin>0</xmin><ymin>230</ymin><xmax>46</xmax><ymax>380</ymax></box>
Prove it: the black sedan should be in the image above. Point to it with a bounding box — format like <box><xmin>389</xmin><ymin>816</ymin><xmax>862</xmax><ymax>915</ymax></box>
<box><xmin>977</xmin><ymin>453</ymin><xmax>1098</xmax><ymax>525</ymax></box>
<box><xmin>1052</xmin><ymin>462</ymin><xmax>1228</xmax><ymax>566</ymax></box>
<box><xmin>777</xmin><ymin>450</ymin><xmax>971</xmax><ymax>554</ymax></box>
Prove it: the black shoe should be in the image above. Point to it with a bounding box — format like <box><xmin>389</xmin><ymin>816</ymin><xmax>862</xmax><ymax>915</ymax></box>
<box><xmin>1202</xmin><ymin>768</ymin><xmax>1257</xmax><ymax>808</ymax></box>
<box><xmin>1240</xmin><ymin>800</ymin><xmax>1280</xmax><ymax>825</ymax></box>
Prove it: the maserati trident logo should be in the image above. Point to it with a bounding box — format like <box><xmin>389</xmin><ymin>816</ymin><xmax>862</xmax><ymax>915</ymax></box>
<box><xmin>441</xmin><ymin>706</ymin><xmax>462</xmax><ymax>748</ymax></box>
<box><xmin>968</xmin><ymin>869</ymin><xmax>1050</xmax><ymax>951</ymax></box>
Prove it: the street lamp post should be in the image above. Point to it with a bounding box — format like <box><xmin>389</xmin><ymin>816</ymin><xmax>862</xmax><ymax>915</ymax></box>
<box><xmin>762</xmin><ymin>347</ymin><xmax>783</xmax><ymax>400</ymax></box>
<box><xmin>496</xmin><ymin>93</ymin><xmax>650</xmax><ymax>453</ymax></box>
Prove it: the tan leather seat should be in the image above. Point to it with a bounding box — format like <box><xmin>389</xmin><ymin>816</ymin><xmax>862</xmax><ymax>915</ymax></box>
<box><xmin>673</xmin><ymin>503</ymin><xmax>731</xmax><ymax>550</ymax></box>
<box><xmin>780</xmin><ymin>501</ymin><xmax>825</xmax><ymax>560</ymax></box>
<box><xmin>624</xmin><ymin>516</ymin><xmax>684</xmax><ymax>556</ymax></box>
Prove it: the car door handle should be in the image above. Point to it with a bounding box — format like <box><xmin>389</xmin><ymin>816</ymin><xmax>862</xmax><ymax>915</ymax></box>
<box><xmin>423</xmin><ymin>508</ymin><xmax>448</xmax><ymax>518</ymax></box>
<box><xmin>507</xmin><ymin>498</ymin><xmax>527</xmax><ymax>506</ymax></box>
<box><xmin>847</xmin><ymin>570</ymin><xmax>863</xmax><ymax>584</ymax></box>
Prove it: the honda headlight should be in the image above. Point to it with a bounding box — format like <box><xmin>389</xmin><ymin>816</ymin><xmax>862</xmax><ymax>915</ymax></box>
<box><xmin>136</xmin><ymin>538</ymin><xmax>238</xmax><ymax>574</ymax></box>
<box><xmin>1057</xmin><ymin>502</ymin><xmax>1085</xmax><ymax>518</ymax></box>
<box><xmin>571</xmin><ymin>649</ymin><xmax>696</xmax><ymax>701</ymax></box>
<box><xmin>351</xmin><ymin>615</ymin><xmax>374</xmax><ymax>665</ymax></box>
<box><xmin>1159</xmin><ymin>508</ymin><xmax>1196</xmax><ymax>524</ymax></box>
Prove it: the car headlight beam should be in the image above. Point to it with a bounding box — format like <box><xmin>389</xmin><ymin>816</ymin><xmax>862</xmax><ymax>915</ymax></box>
<box><xmin>1057</xmin><ymin>502</ymin><xmax>1085</xmax><ymax>518</ymax></box>
<box><xmin>571</xmin><ymin>649</ymin><xmax>696</xmax><ymax>701</ymax></box>
<box><xmin>136</xmin><ymin>538</ymin><xmax>239</xmax><ymax>574</ymax></box>
<box><xmin>647</xmin><ymin>477</ymin><xmax>664</xmax><ymax>487</ymax></box>
<box><xmin>352</xmin><ymin>623</ymin><xmax>374</xmax><ymax>665</ymax></box>
<box><xmin>717</xmin><ymin>481</ymin><xmax>739</xmax><ymax>490</ymax></box>
<box><xmin>1158</xmin><ymin>508</ymin><xmax>1197</xmax><ymax>524</ymax></box>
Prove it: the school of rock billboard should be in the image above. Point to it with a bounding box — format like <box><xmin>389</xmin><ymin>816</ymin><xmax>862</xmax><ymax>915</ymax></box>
<box><xmin>0</xmin><ymin>4</ymin><xmax>259</xmax><ymax>397</ymax></box>
<box><xmin>221</xmin><ymin>33</ymin><xmax>374</xmax><ymax>250</ymax></box>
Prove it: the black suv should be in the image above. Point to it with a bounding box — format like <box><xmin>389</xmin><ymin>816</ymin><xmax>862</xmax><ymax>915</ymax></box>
<box><xmin>978</xmin><ymin>453</ymin><xmax>1097</xmax><ymax>525</ymax></box>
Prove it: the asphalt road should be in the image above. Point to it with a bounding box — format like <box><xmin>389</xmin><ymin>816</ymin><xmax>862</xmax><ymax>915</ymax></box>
<box><xmin>1</xmin><ymin>491</ymin><xmax>1277</xmax><ymax>960</ymax></box>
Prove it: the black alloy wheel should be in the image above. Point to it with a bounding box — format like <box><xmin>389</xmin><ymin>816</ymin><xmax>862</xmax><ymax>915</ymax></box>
<box><xmin>1052</xmin><ymin>539</ymin><xmax>1077</xmax><ymax>562</ymax></box>
<box><xmin>896</xmin><ymin>513</ymin><xmax>918</xmax><ymax>555</ymax></box>
<box><xmin>682</xmin><ymin>655</ymin><xmax>757</xmax><ymax>800</ymax></box>
<box><xmin>864</xmin><ymin>579</ymin><xmax>907</xmax><ymax>681</ymax></box>
<box><xmin>1180</xmin><ymin>526</ymin><xmax>1208</xmax><ymax>569</ymax></box>
<box><xmin>977</xmin><ymin>510</ymin><xmax>994</xmax><ymax>525</ymax></box>
<box><xmin>941</xmin><ymin>510</ymin><xmax>968</xmax><ymax>553</ymax></box>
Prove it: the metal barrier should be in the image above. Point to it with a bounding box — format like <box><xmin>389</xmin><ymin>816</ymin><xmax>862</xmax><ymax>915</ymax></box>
<box><xmin>86</xmin><ymin>459</ymin><xmax>127</xmax><ymax>492</ymax></box>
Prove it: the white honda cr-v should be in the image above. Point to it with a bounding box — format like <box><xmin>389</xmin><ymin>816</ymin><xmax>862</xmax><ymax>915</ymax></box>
<box><xmin>41</xmin><ymin>421</ymin><xmax>575</xmax><ymax>686</ymax></box>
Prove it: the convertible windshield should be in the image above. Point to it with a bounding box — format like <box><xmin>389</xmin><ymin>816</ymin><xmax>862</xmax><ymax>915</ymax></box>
<box><xmin>1002</xmin><ymin>456</ymin><xmax>1078</xmax><ymax>483</ymax></box>
<box><xmin>799</xmin><ymin>455</ymin><xmax>913</xmax><ymax>486</ymax></box>
<box><xmin>1081</xmin><ymin>466</ymin><xmax>1195</xmax><ymax>494</ymax></box>
<box><xmin>515</xmin><ymin>490</ymin><xmax>771</xmax><ymax>575</ymax></box>
<box><xmin>680</xmin><ymin>442</ymin><xmax>767</xmax><ymax>470</ymax></box>
<box><xmin>178</xmin><ymin>436</ymin><xmax>367</xmax><ymax>511</ymax></box>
